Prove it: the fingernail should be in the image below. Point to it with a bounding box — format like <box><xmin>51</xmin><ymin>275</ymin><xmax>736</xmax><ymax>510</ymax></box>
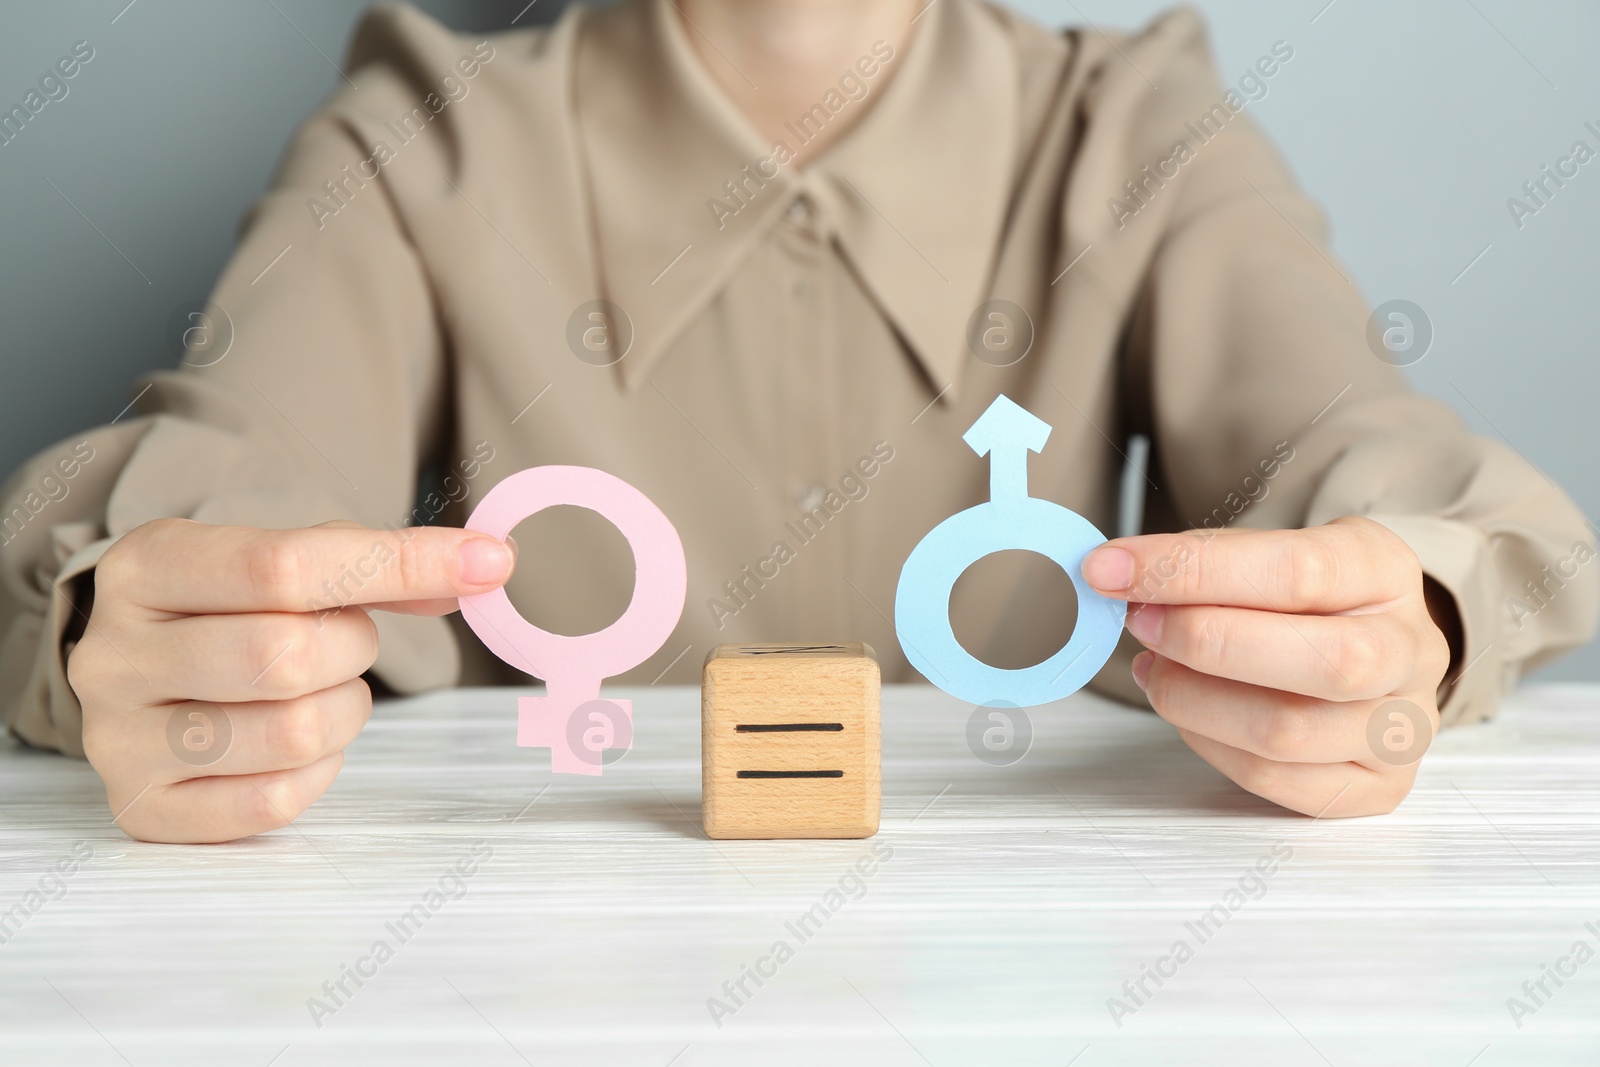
<box><xmin>1126</xmin><ymin>603</ymin><xmax>1165</xmax><ymax>646</ymax></box>
<box><xmin>459</xmin><ymin>537</ymin><xmax>513</xmax><ymax>585</ymax></box>
<box><xmin>1130</xmin><ymin>651</ymin><xmax>1153</xmax><ymax>692</ymax></box>
<box><xmin>1082</xmin><ymin>546</ymin><xmax>1133</xmax><ymax>592</ymax></box>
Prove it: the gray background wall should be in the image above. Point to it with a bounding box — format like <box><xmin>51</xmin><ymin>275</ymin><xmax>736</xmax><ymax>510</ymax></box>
<box><xmin>2</xmin><ymin>1</ymin><xmax>1596</xmax><ymax>680</ymax></box>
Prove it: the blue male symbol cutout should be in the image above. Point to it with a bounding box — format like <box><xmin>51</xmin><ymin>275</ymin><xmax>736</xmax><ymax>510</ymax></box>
<box><xmin>894</xmin><ymin>394</ymin><xmax>1127</xmax><ymax>706</ymax></box>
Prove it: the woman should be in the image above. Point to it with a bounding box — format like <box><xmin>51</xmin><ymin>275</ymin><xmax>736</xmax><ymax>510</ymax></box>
<box><xmin>2</xmin><ymin>0</ymin><xmax>1593</xmax><ymax>842</ymax></box>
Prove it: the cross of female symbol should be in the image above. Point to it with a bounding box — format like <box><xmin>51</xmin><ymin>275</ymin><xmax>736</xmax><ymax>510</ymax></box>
<box><xmin>456</xmin><ymin>466</ymin><xmax>687</xmax><ymax>775</ymax></box>
<box><xmin>894</xmin><ymin>394</ymin><xmax>1127</xmax><ymax>707</ymax></box>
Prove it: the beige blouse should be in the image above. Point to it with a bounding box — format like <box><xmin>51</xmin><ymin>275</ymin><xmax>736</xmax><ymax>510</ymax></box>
<box><xmin>2</xmin><ymin>0</ymin><xmax>1594</xmax><ymax>756</ymax></box>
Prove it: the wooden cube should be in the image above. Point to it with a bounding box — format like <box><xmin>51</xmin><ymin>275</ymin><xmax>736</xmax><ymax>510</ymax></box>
<box><xmin>701</xmin><ymin>643</ymin><xmax>881</xmax><ymax>839</ymax></box>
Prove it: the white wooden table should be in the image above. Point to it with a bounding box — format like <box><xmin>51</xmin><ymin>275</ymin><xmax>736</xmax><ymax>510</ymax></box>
<box><xmin>1</xmin><ymin>684</ymin><xmax>1597</xmax><ymax>1066</ymax></box>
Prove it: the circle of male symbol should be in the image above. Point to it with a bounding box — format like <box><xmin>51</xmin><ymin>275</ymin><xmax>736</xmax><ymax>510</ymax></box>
<box><xmin>895</xmin><ymin>395</ymin><xmax>1127</xmax><ymax>707</ymax></box>
<box><xmin>457</xmin><ymin>466</ymin><xmax>686</xmax><ymax>776</ymax></box>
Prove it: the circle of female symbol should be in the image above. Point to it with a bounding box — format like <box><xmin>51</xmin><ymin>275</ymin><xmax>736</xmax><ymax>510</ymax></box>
<box><xmin>457</xmin><ymin>466</ymin><xmax>687</xmax><ymax>776</ymax></box>
<box><xmin>895</xmin><ymin>395</ymin><xmax>1127</xmax><ymax>708</ymax></box>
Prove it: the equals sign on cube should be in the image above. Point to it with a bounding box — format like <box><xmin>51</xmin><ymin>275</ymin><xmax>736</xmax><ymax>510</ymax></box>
<box><xmin>701</xmin><ymin>643</ymin><xmax>881</xmax><ymax>839</ymax></box>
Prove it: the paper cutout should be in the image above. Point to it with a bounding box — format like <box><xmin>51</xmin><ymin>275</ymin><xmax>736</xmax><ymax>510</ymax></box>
<box><xmin>457</xmin><ymin>466</ymin><xmax>686</xmax><ymax>775</ymax></box>
<box><xmin>894</xmin><ymin>394</ymin><xmax>1126</xmax><ymax>707</ymax></box>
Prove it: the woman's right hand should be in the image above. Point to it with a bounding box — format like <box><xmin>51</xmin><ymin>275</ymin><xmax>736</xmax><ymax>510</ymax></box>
<box><xmin>65</xmin><ymin>518</ymin><xmax>515</xmax><ymax>843</ymax></box>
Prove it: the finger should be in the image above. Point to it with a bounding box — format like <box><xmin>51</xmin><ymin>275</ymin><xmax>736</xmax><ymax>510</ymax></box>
<box><xmin>1138</xmin><ymin>653</ymin><xmax>1386</xmax><ymax>764</ymax></box>
<box><xmin>111</xmin><ymin>752</ymin><xmax>345</xmax><ymax>844</ymax></box>
<box><xmin>148</xmin><ymin>678</ymin><xmax>372</xmax><ymax>780</ymax></box>
<box><xmin>368</xmin><ymin>597</ymin><xmax>471</xmax><ymax>617</ymax></box>
<box><xmin>101</xmin><ymin>518</ymin><xmax>514</xmax><ymax>615</ymax></box>
<box><xmin>1082</xmin><ymin>517</ymin><xmax>1416</xmax><ymax>612</ymax></box>
<box><xmin>83</xmin><ymin>676</ymin><xmax>372</xmax><ymax>783</ymax></box>
<box><xmin>142</xmin><ymin>607</ymin><xmax>378</xmax><ymax>702</ymax></box>
<box><xmin>1126</xmin><ymin>602</ymin><xmax>1414</xmax><ymax>702</ymax></box>
<box><xmin>375</xmin><ymin>534</ymin><xmax>519</xmax><ymax>616</ymax></box>
<box><xmin>1175</xmin><ymin>729</ymin><xmax>1412</xmax><ymax>818</ymax></box>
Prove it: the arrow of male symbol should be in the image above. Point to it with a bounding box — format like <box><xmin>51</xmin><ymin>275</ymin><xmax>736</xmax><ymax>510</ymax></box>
<box><xmin>962</xmin><ymin>393</ymin><xmax>1052</xmax><ymax>505</ymax></box>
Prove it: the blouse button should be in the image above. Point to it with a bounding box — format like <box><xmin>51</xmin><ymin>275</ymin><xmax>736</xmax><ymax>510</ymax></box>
<box><xmin>793</xmin><ymin>483</ymin><xmax>827</xmax><ymax>513</ymax></box>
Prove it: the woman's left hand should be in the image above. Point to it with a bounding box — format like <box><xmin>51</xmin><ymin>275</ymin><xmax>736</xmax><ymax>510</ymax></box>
<box><xmin>1082</xmin><ymin>516</ymin><xmax>1455</xmax><ymax>817</ymax></box>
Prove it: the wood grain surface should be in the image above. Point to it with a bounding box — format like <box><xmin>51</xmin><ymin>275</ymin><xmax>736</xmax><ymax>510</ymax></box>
<box><xmin>0</xmin><ymin>683</ymin><xmax>1597</xmax><ymax>1066</ymax></box>
<box><xmin>702</xmin><ymin>643</ymin><xmax>880</xmax><ymax>840</ymax></box>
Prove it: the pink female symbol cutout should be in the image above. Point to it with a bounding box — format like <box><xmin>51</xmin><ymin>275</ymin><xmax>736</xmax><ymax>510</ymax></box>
<box><xmin>456</xmin><ymin>466</ymin><xmax>687</xmax><ymax>776</ymax></box>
